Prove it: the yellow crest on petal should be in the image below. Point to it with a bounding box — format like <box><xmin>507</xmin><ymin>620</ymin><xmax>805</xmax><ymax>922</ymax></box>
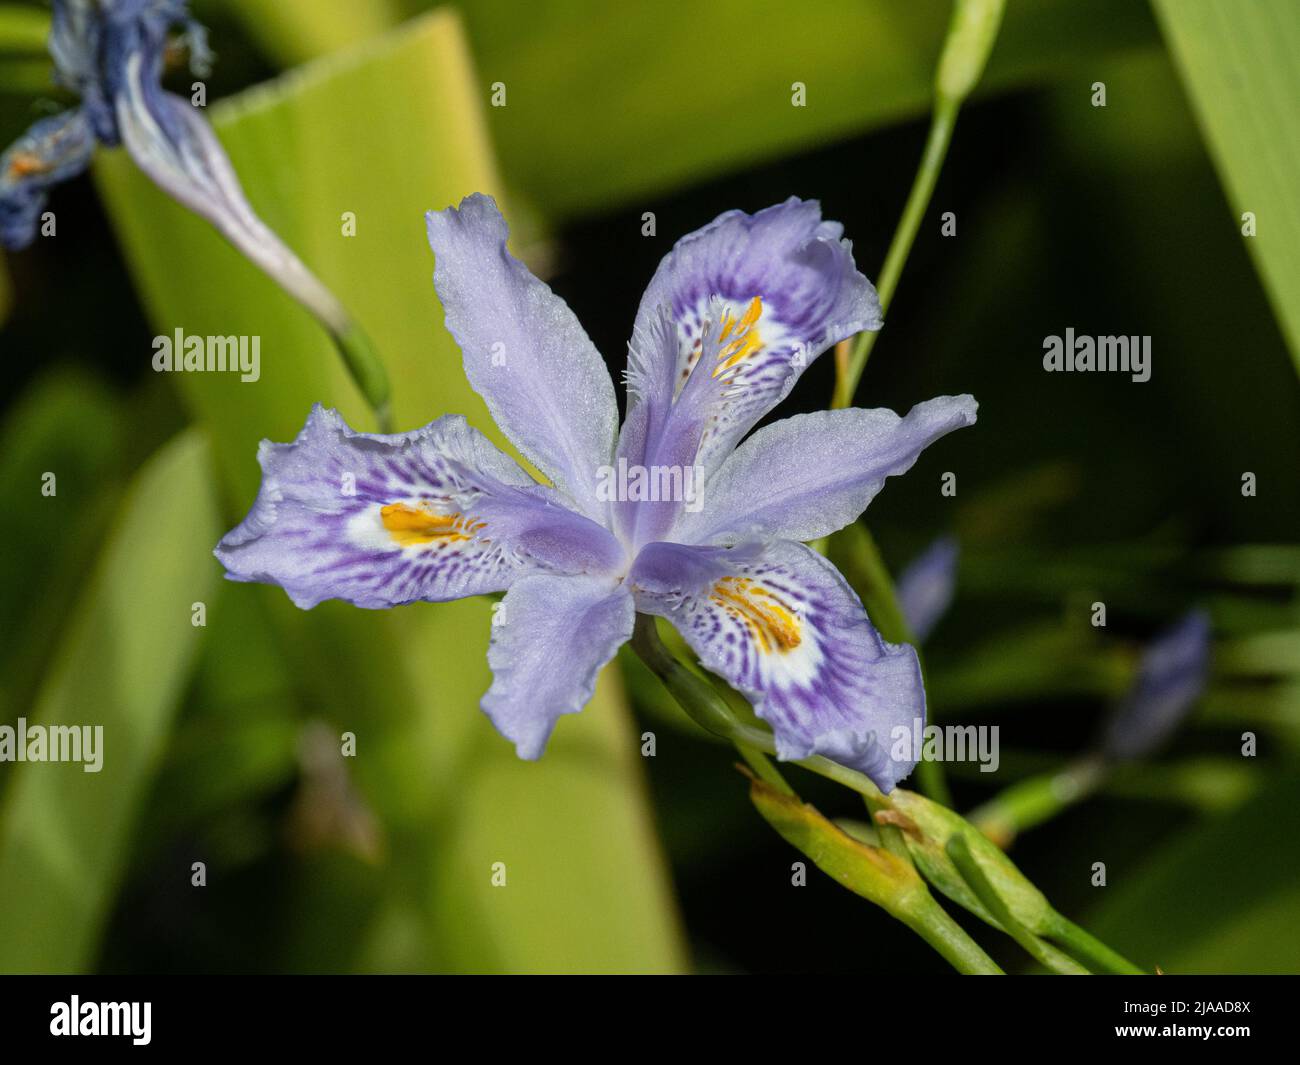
<box><xmin>380</xmin><ymin>501</ymin><xmax>484</xmax><ymax>546</ymax></box>
<box><xmin>709</xmin><ymin>575</ymin><xmax>802</xmax><ymax>653</ymax></box>
<box><xmin>712</xmin><ymin>296</ymin><xmax>764</xmax><ymax>377</ymax></box>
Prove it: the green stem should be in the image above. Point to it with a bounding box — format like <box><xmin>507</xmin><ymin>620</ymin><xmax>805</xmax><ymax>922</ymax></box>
<box><xmin>332</xmin><ymin>323</ymin><xmax>394</xmax><ymax>433</ymax></box>
<box><xmin>635</xmin><ymin>615</ymin><xmax>1009</xmax><ymax>974</ymax></box>
<box><xmin>968</xmin><ymin>758</ymin><xmax>1107</xmax><ymax>847</ymax></box>
<box><xmin>1047</xmin><ymin>912</ymin><xmax>1145</xmax><ymax>975</ymax></box>
<box><xmin>833</xmin><ymin>96</ymin><xmax>958</xmax><ymax>409</ymax></box>
<box><xmin>946</xmin><ymin>836</ymin><xmax>1088</xmax><ymax>974</ymax></box>
<box><xmin>736</xmin><ymin>742</ymin><xmax>796</xmax><ymax>796</ymax></box>
<box><xmin>897</xmin><ymin>890</ymin><xmax>1004</xmax><ymax>975</ymax></box>
<box><xmin>833</xmin><ymin>0</ymin><xmax>1006</xmax><ymax>408</ymax></box>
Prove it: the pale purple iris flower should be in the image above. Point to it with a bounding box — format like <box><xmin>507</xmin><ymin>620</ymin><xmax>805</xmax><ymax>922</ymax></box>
<box><xmin>216</xmin><ymin>195</ymin><xmax>977</xmax><ymax>791</ymax></box>
<box><xmin>1</xmin><ymin>0</ymin><xmax>347</xmax><ymax>332</ymax></box>
<box><xmin>1102</xmin><ymin>610</ymin><xmax>1212</xmax><ymax>762</ymax></box>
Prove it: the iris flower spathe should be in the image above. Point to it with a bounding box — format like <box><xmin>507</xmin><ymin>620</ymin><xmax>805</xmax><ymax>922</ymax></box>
<box><xmin>216</xmin><ymin>195</ymin><xmax>977</xmax><ymax>791</ymax></box>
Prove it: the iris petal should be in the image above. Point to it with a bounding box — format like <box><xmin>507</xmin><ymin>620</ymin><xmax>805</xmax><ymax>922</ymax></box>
<box><xmin>215</xmin><ymin>406</ymin><xmax>623</xmax><ymax>609</ymax></box>
<box><xmin>629</xmin><ymin>539</ymin><xmax>924</xmax><ymax>791</ymax></box>
<box><xmin>0</xmin><ymin>110</ymin><xmax>95</xmax><ymax>250</ymax></box>
<box><xmin>426</xmin><ymin>194</ymin><xmax>619</xmax><ymax>523</ymax></box>
<box><xmin>622</xmin><ymin>198</ymin><xmax>881</xmax><ymax>478</ymax></box>
<box><xmin>674</xmin><ymin>396</ymin><xmax>978</xmax><ymax>547</ymax></box>
<box><xmin>483</xmin><ymin>574</ymin><xmax>634</xmax><ymax>759</ymax></box>
<box><xmin>114</xmin><ymin>55</ymin><xmax>350</xmax><ymax>333</ymax></box>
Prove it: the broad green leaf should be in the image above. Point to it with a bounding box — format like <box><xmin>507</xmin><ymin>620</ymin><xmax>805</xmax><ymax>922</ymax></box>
<box><xmin>0</xmin><ymin>368</ymin><xmax>123</xmax><ymax>719</ymax></box>
<box><xmin>95</xmin><ymin>9</ymin><xmax>684</xmax><ymax>972</ymax></box>
<box><xmin>0</xmin><ymin>428</ymin><xmax>220</xmax><ymax>973</ymax></box>
<box><xmin>223</xmin><ymin>0</ymin><xmax>1159</xmax><ymax>219</ymax></box>
<box><xmin>1087</xmin><ymin>773</ymin><xmax>1300</xmax><ymax>973</ymax></box>
<box><xmin>223</xmin><ymin>0</ymin><xmax>404</xmax><ymax>65</ymax></box>
<box><xmin>135</xmin><ymin>581</ymin><xmax>300</xmax><ymax>859</ymax></box>
<box><xmin>1154</xmin><ymin>0</ymin><xmax>1300</xmax><ymax>373</ymax></box>
<box><xmin>458</xmin><ymin>0</ymin><xmax>1157</xmax><ymax>218</ymax></box>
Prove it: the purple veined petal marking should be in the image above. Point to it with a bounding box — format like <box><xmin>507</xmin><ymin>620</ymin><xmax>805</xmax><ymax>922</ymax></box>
<box><xmin>895</xmin><ymin>536</ymin><xmax>961</xmax><ymax>644</ymax></box>
<box><xmin>221</xmin><ymin>196</ymin><xmax>975</xmax><ymax>772</ymax></box>
<box><xmin>1102</xmin><ymin>610</ymin><xmax>1212</xmax><ymax>762</ymax></box>
<box><xmin>629</xmin><ymin>539</ymin><xmax>926</xmax><ymax>792</ymax></box>
<box><xmin>623</xmin><ymin>197</ymin><xmax>883</xmax><ymax>476</ymax></box>
<box><xmin>215</xmin><ymin>406</ymin><xmax>624</xmax><ymax>610</ymax></box>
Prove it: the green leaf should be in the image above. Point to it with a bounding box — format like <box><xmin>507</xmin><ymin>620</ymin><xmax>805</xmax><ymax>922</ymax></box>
<box><xmin>94</xmin><ymin>9</ymin><xmax>684</xmax><ymax>972</ymax></box>
<box><xmin>0</xmin><ymin>429</ymin><xmax>220</xmax><ymax>973</ymax></box>
<box><xmin>224</xmin><ymin>0</ymin><xmax>404</xmax><ymax>65</ymax></box>
<box><xmin>0</xmin><ymin>369</ymin><xmax>123</xmax><ymax>719</ymax></box>
<box><xmin>1087</xmin><ymin>774</ymin><xmax>1300</xmax><ymax>973</ymax></box>
<box><xmin>461</xmin><ymin>0</ymin><xmax>1158</xmax><ymax>218</ymax></box>
<box><xmin>1154</xmin><ymin>0</ymin><xmax>1300</xmax><ymax>373</ymax></box>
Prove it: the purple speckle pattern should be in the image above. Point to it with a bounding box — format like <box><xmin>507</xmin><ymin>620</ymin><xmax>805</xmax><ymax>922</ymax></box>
<box><xmin>215</xmin><ymin>405</ymin><xmax>619</xmax><ymax>609</ymax></box>
<box><xmin>629</xmin><ymin>197</ymin><xmax>882</xmax><ymax>474</ymax></box>
<box><xmin>217</xmin><ymin>198</ymin><xmax>967</xmax><ymax>782</ymax></box>
<box><xmin>631</xmin><ymin>540</ymin><xmax>925</xmax><ymax>791</ymax></box>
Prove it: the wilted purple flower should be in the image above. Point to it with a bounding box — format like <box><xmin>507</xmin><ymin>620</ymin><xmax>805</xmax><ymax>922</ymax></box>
<box><xmin>0</xmin><ymin>0</ymin><xmax>346</xmax><ymax>332</ymax></box>
<box><xmin>896</xmin><ymin>536</ymin><xmax>959</xmax><ymax>643</ymax></box>
<box><xmin>216</xmin><ymin>195</ymin><xmax>977</xmax><ymax>790</ymax></box>
<box><xmin>1102</xmin><ymin>610</ymin><xmax>1212</xmax><ymax>761</ymax></box>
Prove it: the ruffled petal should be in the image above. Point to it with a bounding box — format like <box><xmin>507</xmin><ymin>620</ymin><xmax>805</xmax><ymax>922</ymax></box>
<box><xmin>0</xmin><ymin>110</ymin><xmax>96</xmax><ymax>250</ymax></box>
<box><xmin>629</xmin><ymin>539</ymin><xmax>924</xmax><ymax>791</ymax></box>
<box><xmin>624</xmin><ymin>198</ymin><xmax>880</xmax><ymax>480</ymax></box>
<box><xmin>215</xmin><ymin>406</ymin><xmax>624</xmax><ymax>609</ymax></box>
<box><xmin>426</xmin><ymin>194</ymin><xmax>619</xmax><ymax>522</ymax></box>
<box><xmin>673</xmin><ymin>396</ymin><xmax>977</xmax><ymax>546</ymax></box>
<box><xmin>483</xmin><ymin>573</ymin><xmax>635</xmax><ymax>758</ymax></box>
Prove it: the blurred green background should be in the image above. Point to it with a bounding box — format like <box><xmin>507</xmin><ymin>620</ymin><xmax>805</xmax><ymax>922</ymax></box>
<box><xmin>0</xmin><ymin>0</ymin><xmax>1297</xmax><ymax>974</ymax></box>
